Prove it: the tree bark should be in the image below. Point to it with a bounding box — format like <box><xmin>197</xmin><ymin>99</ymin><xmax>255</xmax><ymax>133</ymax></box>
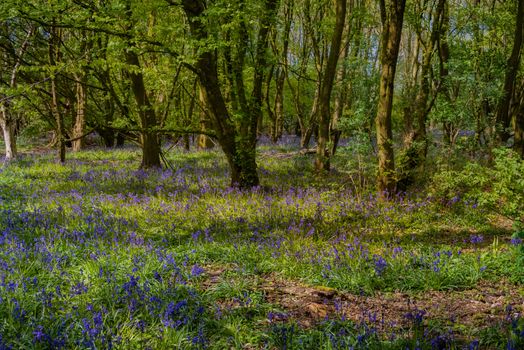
<box><xmin>125</xmin><ymin>48</ymin><xmax>161</xmax><ymax>168</ymax></box>
<box><xmin>122</xmin><ymin>2</ymin><xmax>161</xmax><ymax>168</ymax></box>
<box><xmin>397</xmin><ymin>0</ymin><xmax>445</xmax><ymax>191</ymax></box>
<box><xmin>375</xmin><ymin>0</ymin><xmax>406</xmax><ymax>195</ymax></box>
<box><xmin>197</xmin><ymin>86</ymin><xmax>214</xmax><ymax>149</ymax></box>
<box><xmin>0</xmin><ymin>105</ymin><xmax>16</xmax><ymax>161</ymax></box>
<box><xmin>0</xmin><ymin>26</ymin><xmax>33</xmax><ymax>162</ymax></box>
<box><xmin>181</xmin><ymin>0</ymin><xmax>277</xmax><ymax>188</ymax></box>
<box><xmin>300</xmin><ymin>79</ymin><xmax>321</xmax><ymax>149</ymax></box>
<box><xmin>315</xmin><ymin>0</ymin><xmax>347</xmax><ymax>171</ymax></box>
<box><xmin>272</xmin><ymin>0</ymin><xmax>293</xmax><ymax>142</ymax></box>
<box><xmin>515</xmin><ymin>101</ymin><xmax>524</xmax><ymax>158</ymax></box>
<box><xmin>438</xmin><ymin>1</ymin><xmax>453</xmax><ymax>145</ymax></box>
<box><xmin>49</xmin><ymin>24</ymin><xmax>66</xmax><ymax>163</ymax></box>
<box><xmin>72</xmin><ymin>31</ymin><xmax>91</xmax><ymax>152</ymax></box>
<box><xmin>72</xmin><ymin>74</ymin><xmax>87</xmax><ymax>152</ymax></box>
<box><xmin>330</xmin><ymin>20</ymin><xmax>351</xmax><ymax>158</ymax></box>
<box><xmin>496</xmin><ymin>0</ymin><xmax>524</xmax><ymax>143</ymax></box>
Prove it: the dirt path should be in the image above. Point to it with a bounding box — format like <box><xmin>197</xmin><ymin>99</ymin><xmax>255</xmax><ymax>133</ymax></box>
<box><xmin>260</xmin><ymin>277</ymin><xmax>523</xmax><ymax>330</ymax></box>
<box><xmin>203</xmin><ymin>267</ymin><xmax>524</xmax><ymax>333</ymax></box>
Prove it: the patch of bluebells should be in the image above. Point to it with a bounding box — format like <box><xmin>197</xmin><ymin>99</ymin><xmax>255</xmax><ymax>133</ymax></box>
<box><xmin>372</xmin><ymin>255</ymin><xmax>387</xmax><ymax>276</ymax></box>
<box><xmin>0</xmin><ymin>206</ymin><xmax>211</xmax><ymax>348</ymax></box>
<box><xmin>0</xmin><ymin>148</ymin><xmax>519</xmax><ymax>348</ymax></box>
<box><xmin>470</xmin><ymin>234</ymin><xmax>484</xmax><ymax>245</ymax></box>
<box><xmin>404</xmin><ymin>308</ymin><xmax>426</xmax><ymax>326</ymax></box>
<box><xmin>190</xmin><ymin>264</ymin><xmax>205</xmax><ymax>277</ymax></box>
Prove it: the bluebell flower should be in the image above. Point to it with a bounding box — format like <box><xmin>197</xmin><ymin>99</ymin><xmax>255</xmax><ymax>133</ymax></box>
<box><xmin>373</xmin><ymin>255</ymin><xmax>387</xmax><ymax>275</ymax></box>
<box><xmin>470</xmin><ymin>234</ymin><xmax>483</xmax><ymax>245</ymax></box>
<box><xmin>32</xmin><ymin>325</ymin><xmax>45</xmax><ymax>343</ymax></box>
<box><xmin>190</xmin><ymin>264</ymin><xmax>205</xmax><ymax>277</ymax></box>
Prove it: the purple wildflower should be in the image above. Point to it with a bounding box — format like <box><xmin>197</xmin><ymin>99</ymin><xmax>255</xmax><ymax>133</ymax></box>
<box><xmin>470</xmin><ymin>234</ymin><xmax>483</xmax><ymax>245</ymax></box>
<box><xmin>32</xmin><ymin>325</ymin><xmax>45</xmax><ymax>343</ymax></box>
<box><xmin>373</xmin><ymin>255</ymin><xmax>387</xmax><ymax>275</ymax></box>
<box><xmin>190</xmin><ymin>264</ymin><xmax>205</xmax><ymax>277</ymax></box>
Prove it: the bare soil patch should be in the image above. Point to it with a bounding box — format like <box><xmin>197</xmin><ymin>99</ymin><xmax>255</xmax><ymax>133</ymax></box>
<box><xmin>260</xmin><ymin>277</ymin><xmax>523</xmax><ymax>331</ymax></box>
<box><xmin>202</xmin><ymin>268</ymin><xmax>524</xmax><ymax>332</ymax></box>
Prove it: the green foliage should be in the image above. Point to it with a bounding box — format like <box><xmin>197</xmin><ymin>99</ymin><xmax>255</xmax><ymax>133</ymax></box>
<box><xmin>430</xmin><ymin>148</ymin><xmax>524</xmax><ymax>229</ymax></box>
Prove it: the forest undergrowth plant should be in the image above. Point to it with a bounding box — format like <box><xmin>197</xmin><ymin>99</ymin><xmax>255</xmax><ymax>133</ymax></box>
<box><xmin>430</xmin><ymin>148</ymin><xmax>524</xmax><ymax>229</ymax></box>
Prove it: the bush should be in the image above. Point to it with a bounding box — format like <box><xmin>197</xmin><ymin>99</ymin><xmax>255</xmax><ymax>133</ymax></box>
<box><xmin>430</xmin><ymin>148</ymin><xmax>524</xmax><ymax>230</ymax></box>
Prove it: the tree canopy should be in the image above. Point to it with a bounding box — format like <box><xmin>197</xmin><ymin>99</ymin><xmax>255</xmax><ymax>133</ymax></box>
<box><xmin>1</xmin><ymin>0</ymin><xmax>523</xmax><ymax>188</ymax></box>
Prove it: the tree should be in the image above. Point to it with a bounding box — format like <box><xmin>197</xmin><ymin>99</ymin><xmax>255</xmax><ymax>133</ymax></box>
<box><xmin>71</xmin><ymin>30</ymin><xmax>92</xmax><ymax>152</ymax></box>
<box><xmin>315</xmin><ymin>0</ymin><xmax>347</xmax><ymax>171</ymax></box>
<box><xmin>515</xmin><ymin>85</ymin><xmax>524</xmax><ymax>158</ymax></box>
<box><xmin>48</xmin><ymin>21</ymin><xmax>66</xmax><ymax>163</ymax></box>
<box><xmin>0</xmin><ymin>21</ymin><xmax>33</xmax><ymax>162</ymax></box>
<box><xmin>375</xmin><ymin>0</ymin><xmax>406</xmax><ymax>195</ymax></box>
<box><xmin>397</xmin><ymin>0</ymin><xmax>446</xmax><ymax>190</ymax></box>
<box><xmin>179</xmin><ymin>0</ymin><xmax>278</xmax><ymax>187</ymax></box>
<box><xmin>268</xmin><ymin>0</ymin><xmax>293</xmax><ymax>142</ymax></box>
<box><xmin>123</xmin><ymin>7</ymin><xmax>161</xmax><ymax>167</ymax></box>
<box><xmin>495</xmin><ymin>0</ymin><xmax>523</xmax><ymax>143</ymax></box>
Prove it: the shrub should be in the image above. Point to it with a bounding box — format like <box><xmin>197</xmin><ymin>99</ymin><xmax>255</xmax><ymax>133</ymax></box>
<box><xmin>430</xmin><ymin>148</ymin><xmax>524</xmax><ymax>230</ymax></box>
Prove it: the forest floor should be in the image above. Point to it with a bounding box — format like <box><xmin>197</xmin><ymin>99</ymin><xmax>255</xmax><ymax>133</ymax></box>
<box><xmin>0</xmin><ymin>143</ymin><xmax>522</xmax><ymax>349</ymax></box>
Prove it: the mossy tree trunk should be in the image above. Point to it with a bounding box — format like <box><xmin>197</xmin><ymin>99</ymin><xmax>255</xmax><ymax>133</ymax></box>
<box><xmin>495</xmin><ymin>0</ymin><xmax>523</xmax><ymax>143</ymax></box>
<box><xmin>271</xmin><ymin>0</ymin><xmax>293</xmax><ymax>143</ymax></box>
<box><xmin>48</xmin><ymin>23</ymin><xmax>66</xmax><ymax>163</ymax></box>
<box><xmin>315</xmin><ymin>0</ymin><xmax>347</xmax><ymax>171</ymax></box>
<box><xmin>181</xmin><ymin>0</ymin><xmax>278</xmax><ymax>188</ymax></box>
<box><xmin>124</xmin><ymin>4</ymin><xmax>161</xmax><ymax>169</ymax></box>
<box><xmin>375</xmin><ymin>0</ymin><xmax>406</xmax><ymax>195</ymax></box>
<box><xmin>515</xmin><ymin>81</ymin><xmax>524</xmax><ymax>158</ymax></box>
<box><xmin>397</xmin><ymin>0</ymin><xmax>446</xmax><ymax>191</ymax></box>
<box><xmin>0</xmin><ymin>26</ymin><xmax>32</xmax><ymax>162</ymax></box>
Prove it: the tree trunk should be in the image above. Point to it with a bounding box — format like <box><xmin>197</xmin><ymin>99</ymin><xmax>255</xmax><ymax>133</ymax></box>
<box><xmin>330</xmin><ymin>22</ymin><xmax>351</xmax><ymax>158</ymax></box>
<box><xmin>514</xmin><ymin>80</ymin><xmax>524</xmax><ymax>158</ymax></box>
<box><xmin>300</xmin><ymin>79</ymin><xmax>321</xmax><ymax>149</ymax></box>
<box><xmin>265</xmin><ymin>64</ymin><xmax>276</xmax><ymax>139</ymax></box>
<box><xmin>182</xmin><ymin>0</ymin><xmax>277</xmax><ymax>188</ymax></box>
<box><xmin>0</xmin><ymin>26</ymin><xmax>33</xmax><ymax>162</ymax></box>
<box><xmin>273</xmin><ymin>69</ymin><xmax>285</xmax><ymax>142</ymax></box>
<box><xmin>50</xmin><ymin>80</ymin><xmax>66</xmax><ymax>163</ymax></box>
<box><xmin>515</xmin><ymin>104</ymin><xmax>524</xmax><ymax>158</ymax></box>
<box><xmin>98</xmin><ymin>128</ymin><xmax>115</xmax><ymax>148</ymax></box>
<box><xmin>72</xmin><ymin>75</ymin><xmax>87</xmax><ymax>151</ymax></box>
<box><xmin>197</xmin><ymin>86</ymin><xmax>214</xmax><ymax>149</ymax></box>
<box><xmin>49</xmin><ymin>24</ymin><xmax>66</xmax><ymax>163</ymax></box>
<box><xmin>125</xmin><ymin>50</ymin><xmax>161</xmax><ymax>168</ymax></box>
<box><xmin>398</xmin><ymin>0</ymin><xmax>445</xmax><ymax>191</ymax></box>
<box><xmin>272</xmin><ymin>0</ymin><xmax>293</xmax><ymax>142</ymax></box>
<box><xmin>376</xmin><ymin>0</ymin><xmax>407</xmax><ymax>195</ymax></box>
<box><xmin>116</xmin><ymin>133</ymin><xmax>125</xmax><ymax>147</ymax></box>
<box><xmin>315</xmin><ymin>0</ymin><xmax>347</xmax><ymax>171</ymax></box>
<box><xmin>0</xmin><ymin>105</ymin><xmax>16</xmax><ymax>161</ymax></box>
<box><xmin>496</xmin><ymin>0</ymin><xmax>524</xmax><ymax>143</ymax></box>
<box><xmin>72</xmin><ymin>31</ymin><xmax>91</xmax><ymax>152</ymax></box>
<box><xmin>401</xmin><ymin>31</ymin><xmax>420</xmax><ymax>143</ymax></box>
<box><xmin>123</xmin><ymin>3</ymin><xmax>161</xmax><ymax>168</ymax></box>
<box><xmin>438</xmin><ymin>1</ymin><xmax>453</xmax><ymax>146</ymax></box>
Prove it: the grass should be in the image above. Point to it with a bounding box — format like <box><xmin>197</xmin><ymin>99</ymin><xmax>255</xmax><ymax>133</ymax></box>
<box><xmin>0</xmin><ymin>143</ymin><xmax>523</xmax><ymax>349</ymax></box>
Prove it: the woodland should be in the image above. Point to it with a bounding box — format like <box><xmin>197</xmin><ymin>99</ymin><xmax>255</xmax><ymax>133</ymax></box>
<box><xmin>0</xmin><ymin>0</ymin><xmax>524</xmax><ymax>349</ymax></box>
